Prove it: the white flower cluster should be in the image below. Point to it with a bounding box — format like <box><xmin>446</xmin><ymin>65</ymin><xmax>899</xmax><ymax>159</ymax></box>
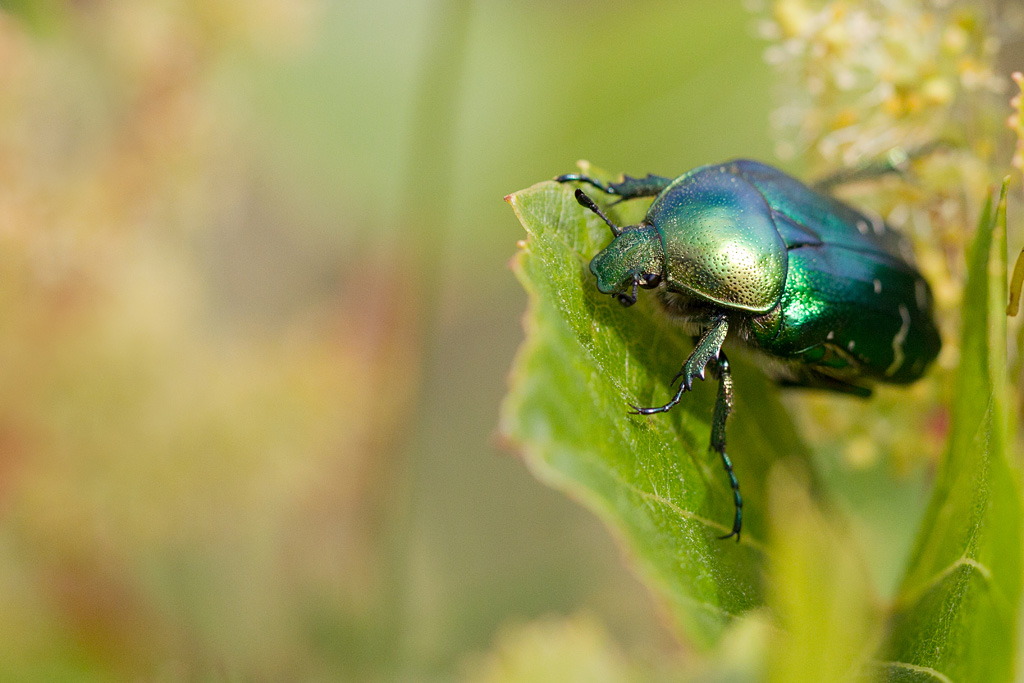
<box><xmin>755</xmin><ymin>0</ymin><xmax>1004</xmax><ymax>168</ymax></box>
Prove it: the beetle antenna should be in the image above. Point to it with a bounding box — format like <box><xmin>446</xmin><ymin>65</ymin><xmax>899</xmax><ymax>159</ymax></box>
<box><xmin>574</xmin><ymin>189</ymin><xmax>623</xmax><ymax>236</ymax></box>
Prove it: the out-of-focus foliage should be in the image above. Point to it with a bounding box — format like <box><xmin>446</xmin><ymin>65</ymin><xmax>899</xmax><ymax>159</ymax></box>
<box><xmin>0</xmin><ymin>1</ymin><xmax>427</xmax><ymax>679</ymax></box>
<box><xmin>461</xmin><ymin>613</ymin><xmax>646</xmax><ymax>683</ymax></box>
<box><xmin>764</xmin><ymin>467</ymin><xmax>878</xmax><ymax>682</ymax></box>
<box><xmin>1009</xmin><ymin>71</ymin><xmax>1024</xmax><ymax>174</ymax></box>
<box><xmin>0</xmin><ymin>0</ymin><xmax>782</xmax><ymax>681</ymax></box>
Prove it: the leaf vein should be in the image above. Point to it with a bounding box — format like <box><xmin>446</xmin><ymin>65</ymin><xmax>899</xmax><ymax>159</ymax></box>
<box><xmin>897</xmin><ymin>556</ymin><xmax>994</xmax><ymax>610</ymax></box>
<box><xmin>874</xmin><ymin>660</ymin><xmax>954</xmax><ymax>683</ymax></box>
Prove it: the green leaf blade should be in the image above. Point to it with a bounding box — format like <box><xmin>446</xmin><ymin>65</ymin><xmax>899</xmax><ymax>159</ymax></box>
<box><xmin>878</xmin><ymin>181</ymin><xmax>1023</xmax><ymax>682</ymax></box>
<box><xmin>501</xmin><ymin>176</ymin><xmax>812</xmax><ymax>646</ymax></box>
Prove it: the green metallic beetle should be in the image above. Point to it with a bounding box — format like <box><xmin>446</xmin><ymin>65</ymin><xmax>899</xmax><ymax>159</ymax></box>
<box><xmin>556</xmin><ymin>159</ymin><xmax>941</xmax><ymax>541</ymax></box>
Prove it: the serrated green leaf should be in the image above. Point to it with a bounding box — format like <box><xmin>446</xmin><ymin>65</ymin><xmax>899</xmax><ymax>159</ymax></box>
<box><xmin>500</xmin><ymin>174</ymin><xmax>814</xmax><ymax>646</ymax></box>
<box><xmin>876</xmin><ymin>180</ymin><xmax>1023</xmax><ymax>682</ymax></box>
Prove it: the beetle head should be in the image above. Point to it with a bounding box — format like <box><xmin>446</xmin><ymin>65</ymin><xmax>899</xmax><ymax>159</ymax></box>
<box><xmin>589</xmin><ymin>224</ymin><xmax>665</xmax><ymax>307</ymax></box>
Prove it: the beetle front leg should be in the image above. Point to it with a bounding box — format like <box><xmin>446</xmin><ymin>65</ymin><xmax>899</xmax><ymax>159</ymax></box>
<box><xmin>555</xmin><ymin>173</ymin><xmax>672</xmax><ymax>201</ymax></box>
<box><xmin>628</xmin><ymin>316</ymin><xmax>729</xmax><ymax>415</ymax></box>
<box><xmin>709</xmin><ymin>352</ymin><xmax>741</xmax><ymax>542</ymax></box>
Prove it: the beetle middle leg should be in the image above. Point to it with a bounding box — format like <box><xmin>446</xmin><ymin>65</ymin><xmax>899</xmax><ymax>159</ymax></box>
<box><xmin>709</xmin><ymin>352</ymin><xmax>741</xmax><ymax>541</ymax></box>
<box><xmin>628</xmin><ymin>317</ymin><xmax>741</xmax><ymax>541</ymax></box>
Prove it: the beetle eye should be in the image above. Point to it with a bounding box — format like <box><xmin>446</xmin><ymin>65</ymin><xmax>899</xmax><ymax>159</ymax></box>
<box><xmin>616</xmin><ymin>293</ymin><xmax>636</xmax><ymax>307</ymax></box>
<box><xmin>640</xmin><ymin>272</ymin><xmax>661</xmax><ymax>289</ymax></box>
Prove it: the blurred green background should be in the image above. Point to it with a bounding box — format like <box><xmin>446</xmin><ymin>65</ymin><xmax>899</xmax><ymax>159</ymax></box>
<box><xmin>0</xmin><ymin>0</ymin><xmax>812</xmax><ymax>680</ymax></box>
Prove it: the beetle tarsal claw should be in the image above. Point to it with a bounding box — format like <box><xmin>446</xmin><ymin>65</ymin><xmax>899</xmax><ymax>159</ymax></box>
<box><xmin>627</xmin><ymin>395</ymin><xmax>688</xmax><ymax>415</ymax></box>
<box><xmin>626</xmin><ymin>402</ymin><xmax>646</xmax><ymax>415</ymax></box>
<box><xmin>627</xmin><ymin>402</ymin><xmax>658</xmax><ymax>416</ymax></box>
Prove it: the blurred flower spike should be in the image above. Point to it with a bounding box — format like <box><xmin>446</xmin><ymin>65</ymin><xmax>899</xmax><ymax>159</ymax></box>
<box><xmin>1009</xmin><ymin>71</ymin><xmax>1024</xmax><ymax>174</ymax></box>
<box><xmin>758</xmin><ymin>0</ymin><xmax>1003</xmax><ymax>168</ymax></box>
